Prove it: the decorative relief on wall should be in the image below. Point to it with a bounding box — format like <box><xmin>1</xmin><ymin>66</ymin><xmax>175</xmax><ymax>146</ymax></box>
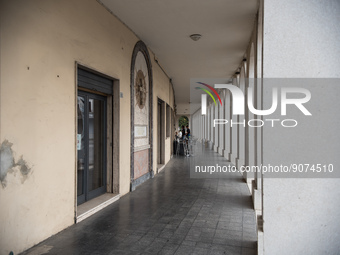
<box><xmin>135</xmin><ymin>70</ymin><xmax>147</xmax><ymax>109</ymax></box>
<box><xmin>134</xmin><ymin>51</ymin><xmax>149</xmax><ymax>148</ymax></box>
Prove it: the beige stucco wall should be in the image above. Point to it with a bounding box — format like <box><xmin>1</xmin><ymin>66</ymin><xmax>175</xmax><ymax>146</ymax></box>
<box><xmin>151</xmin><ymin>53</ymin><xmax>175</xmax><ymax>171</ymax></box>
<box><xmin>0</xmin><ymin>0</ymin><xmax>173</xmax><ymax>254</ymax></box>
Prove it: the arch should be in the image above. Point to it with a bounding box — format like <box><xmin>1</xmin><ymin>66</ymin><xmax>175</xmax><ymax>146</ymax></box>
<box><xmin>130</xmin><ymin>40</ymin><xmax>153</xmax><ymax>191</ymax></box>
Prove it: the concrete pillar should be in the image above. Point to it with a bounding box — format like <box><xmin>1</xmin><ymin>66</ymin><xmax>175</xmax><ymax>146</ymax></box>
<box><xmin>218</xmin><ymin>94</ymin><xmax>225</xmax><ymax>156</ymax></box>
<box><xmin>230</xmin><ymin>77</ymin><xmax>239</xmax><ymax>165</ymax></box>
<box><xmin>214</xmin><ymin>102</ymin><xmax>219</xmax><ymax>152</ymax></box>
<box><xmin>244</xmin><ymin>44</ymin><xmax>256</xmax><ymax>191</ymax></box>
<box><xmin>224</xmin><ymin>89</ymin><xmax>232</xmax><ymax>161</ymax></box>
<box><xmin>237</xmin><ymin>65</ymin><xmax>246</xmax><ymax>169</ymax></box>
<box><xmin>261</xmin><ymin>1</ymin><xmax>340</xmax><ymax>254</ymax></box>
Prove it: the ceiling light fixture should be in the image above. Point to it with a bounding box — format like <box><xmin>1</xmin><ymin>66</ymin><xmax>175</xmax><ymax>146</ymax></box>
<box><xmin>190</xmin><ymin>34</ymin><xmax>202</xmax><ymax>41</ymax></box>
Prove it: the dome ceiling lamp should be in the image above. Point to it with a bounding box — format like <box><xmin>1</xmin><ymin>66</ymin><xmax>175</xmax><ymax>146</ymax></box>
<box><xmin>190</xmin><ymin>34</ymin><xmax>202</xmax><ymax>41</ymax></box>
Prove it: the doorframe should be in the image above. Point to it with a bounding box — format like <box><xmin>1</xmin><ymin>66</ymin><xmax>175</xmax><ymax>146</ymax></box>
<box><xmin>75</xmin><ymin>63</ymin><xmax>120</xmax><ymax>220</ymax></box>
<box><xmin>157</xmin><ymin>98</ymin><xmax>165</xmax><ymax>168</ymax></box>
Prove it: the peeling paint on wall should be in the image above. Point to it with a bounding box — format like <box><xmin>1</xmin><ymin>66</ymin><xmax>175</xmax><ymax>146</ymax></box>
<box><xmin>0</xmin><ymin>140</ymin><xmax>15</xmax><ymax>186</ymax></box>
<box><xmin>0</xmin><ymin>140</ymin><xmax>32</xmax><ymax>188</ymax></box>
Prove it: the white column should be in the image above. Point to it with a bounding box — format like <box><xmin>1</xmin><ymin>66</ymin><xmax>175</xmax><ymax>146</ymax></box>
<box><xmin>214</xmin><ymin>102</ymin><xmax>219</xmax><ymax>152</ymax></box>
<box><xmin>244</xmin><ymin>44</ymin><xmax>256</xmax><ymax>190</ymax></box>
<box><xmin>230</xmin><ymin>76</ymin><xmax>239</xmax><ymax>165</ymax></box>
<box><xmin>224</xmin><ymin>89</ymin><xmax>231</xmax><ymax>161</ymax></box>
<box><xmin>237</xmin><ymin>65</ymin><xmax>246</xmax><ymax>169</ymax></box>
<box><xmin>218</xmin><ymin>95</ymin><xmax>225</xmax><ymax>156</ymax></box>
<box><xmin>209</xmin><ymin>104</ymin><xmax>215</xmax><ymax>145</ymax></box>
<box><xmin>262</xmin><ymin>1</ymin><xmax>340</xmax><ymax>254</ymax></box>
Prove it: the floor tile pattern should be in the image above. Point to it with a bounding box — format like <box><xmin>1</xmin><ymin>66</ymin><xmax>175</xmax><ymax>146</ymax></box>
<box><xmin>22</xmin><ymin>144</ymin><xmax>257</xmax><ymax>255</ymax></box>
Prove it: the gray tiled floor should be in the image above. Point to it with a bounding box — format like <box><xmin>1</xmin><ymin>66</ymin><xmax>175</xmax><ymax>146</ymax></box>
<box><xmin>22</xmin><ymin>143</ymin><xmax>257</xmax><ymax>255</ymax></box>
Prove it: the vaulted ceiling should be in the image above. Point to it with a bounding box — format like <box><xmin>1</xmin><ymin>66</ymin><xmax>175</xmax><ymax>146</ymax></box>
<box><xmin>99</xmin><ymin>0</ymin><xmax>258</xmax><ymax>115</ymax></box>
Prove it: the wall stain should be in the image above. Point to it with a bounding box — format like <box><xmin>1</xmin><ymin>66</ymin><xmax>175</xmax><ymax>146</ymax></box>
<box><xmin>0</xmin><ymin>140</ymin><xmax>32</xmax><ymax>188</ymax></box>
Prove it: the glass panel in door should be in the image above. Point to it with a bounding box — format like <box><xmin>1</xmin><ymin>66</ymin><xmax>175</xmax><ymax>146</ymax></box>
<box><xmin>88</xmin><ymin>98</ymin><xmax>104</xmax><ymax>193</ymax></box>
<box><xmin>77</xmin><ymin>96</ymin><xmax>85</xmax><ymax>203</ymax></box>
<box><xmin>77</xmin><ymin>92</ymin><xmax>106</xmax><ymax>205</ymax></box>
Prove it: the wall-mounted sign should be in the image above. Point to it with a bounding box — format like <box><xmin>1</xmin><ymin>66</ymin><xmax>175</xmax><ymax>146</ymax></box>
<box><xmin>134</xmin><ymin>125</ymin><xmax>147</xmax><ymax>138</ymax></box>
